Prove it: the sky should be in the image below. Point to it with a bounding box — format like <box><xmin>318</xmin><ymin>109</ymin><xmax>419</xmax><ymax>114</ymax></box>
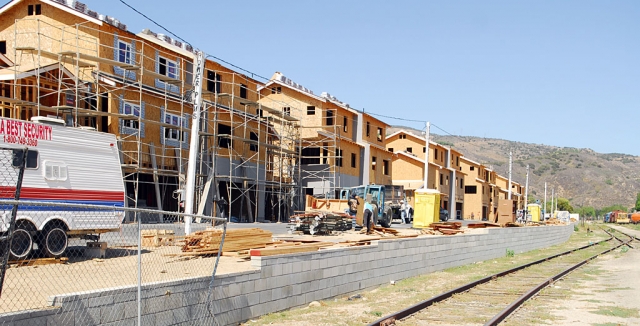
<box><xmin>79</xmin><ymin>0</ymin><xmax>640</xmax><ymax>155</ymax></box>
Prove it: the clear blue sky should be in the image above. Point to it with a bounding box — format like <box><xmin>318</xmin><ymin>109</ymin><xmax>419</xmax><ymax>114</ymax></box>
<box><xmin>81</xmin><ymin>0</ymin><xmax>640</xmax><ymax>156</ymax></box>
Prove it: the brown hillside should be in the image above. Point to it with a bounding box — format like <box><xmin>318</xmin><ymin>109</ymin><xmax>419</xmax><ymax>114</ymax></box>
<box><xmin>388</xmin><ymin>127</ymin><xmax>640</xmax><ymax>210</ymax></box>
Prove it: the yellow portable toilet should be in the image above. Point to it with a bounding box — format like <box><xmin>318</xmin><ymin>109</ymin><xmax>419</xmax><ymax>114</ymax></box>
<box><xmin>527</xmin><ymin>204</ymin><xmax>541</xmax><ymax>222</ymax></box>
<box><xmin>413</xmin><ymin>189</ymin><xmax>440</xmax><ymax>228</ymax></box>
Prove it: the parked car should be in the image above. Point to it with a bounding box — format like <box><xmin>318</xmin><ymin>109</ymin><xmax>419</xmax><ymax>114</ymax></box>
<box><xmin>439</xmin><ymin>208</ymin><xmax>449</xmax><ymax>222</ymax></box>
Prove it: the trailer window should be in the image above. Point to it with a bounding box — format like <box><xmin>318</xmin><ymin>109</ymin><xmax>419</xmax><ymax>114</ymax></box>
<box><xmin>43</xmin><ymin>161</ymin><xmax>68</xmax><ymax>181</ymax></box>
<box><xmin>12</xmin><ymin>149</ymin><xmax>38</xmax><ymax>169</ymax></box>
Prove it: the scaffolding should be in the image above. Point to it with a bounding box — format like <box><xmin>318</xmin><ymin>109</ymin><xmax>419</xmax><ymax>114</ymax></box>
<box><xmin>0</xmin><ymin>15</ymin><xmax>317</xmax><ymax>222</ymax></box>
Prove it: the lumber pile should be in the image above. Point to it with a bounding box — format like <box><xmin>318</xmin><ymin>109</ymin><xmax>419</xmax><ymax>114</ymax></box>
<box><xmin>429</xmin><ymin>222</ymin><xmax>462</xmax><ymax>231</ymax></box>
<box><xmin>504</xmin><ymin>222</ymin><xmax>523</xmax><ymax>227</ymax></box>
<box><xmin>141</xmin><ymin>229</ymin><xmax>175</xmax><ymax>247</ymax></box>
<box><xmin>419</xmin><ymin>221</ymin><xmax>465</xmax><ymax>235</ymax></box>
<box><xmin>359</xmin><ymin>226</ymin><xmax>399</xmax><ymax>236</ymax></box>
<box><xmin>9</xmin><ymin>257</ymin><xmax>68</xmax><ymax>267</ymax></box>
<box><xmin>249</xmin><ymin>241</ymin><xmax>334</xmax><ymax>256</ymax></box>
<box><xmin>181</xmin><ymin>228</ymin><xmax>273</xmax><ymax>256</ymax></box>
<box><xmin>467</xmin><ymin>222</ymin><xmax>501</xmax><ymax>229</ymax></box>
<box><xmin>545</xmin><ymin>218</ymin><xmax>567</xmax><ymax>225</ymax></box>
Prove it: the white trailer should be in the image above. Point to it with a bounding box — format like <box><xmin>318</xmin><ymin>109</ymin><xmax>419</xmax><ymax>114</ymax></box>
<box><xmin>0</xmin><ymin>116</ymin><xmax>125</xmax><ymax>259</ymax></box>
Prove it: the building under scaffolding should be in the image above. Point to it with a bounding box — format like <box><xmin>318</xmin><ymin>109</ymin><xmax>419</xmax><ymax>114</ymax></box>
<box><xmin>0</xmin><ymin>0</ymin><xmax>312</xmax><ymax>222</ymax></box>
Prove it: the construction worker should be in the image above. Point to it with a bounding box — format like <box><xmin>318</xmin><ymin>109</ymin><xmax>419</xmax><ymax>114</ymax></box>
<box><xmin>348</xmin><ymin>193</ymin><xmax>359</xmax><ymax>217</ymax></box>
<box><xmin>364</xmin><ymin>200</ymin><xmax>374</xmax><ymax>234</ymax></box>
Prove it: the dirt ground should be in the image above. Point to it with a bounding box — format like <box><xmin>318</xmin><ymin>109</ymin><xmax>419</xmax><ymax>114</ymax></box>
<box><xmin>0</xmin><ymin>225</ymin><xmax>467</xmax><ymax>314</ymax></box>
<box><xmin>539</xmin><ymin>224</ymin><xmax>640</xmax><ymax>325</ymax></box>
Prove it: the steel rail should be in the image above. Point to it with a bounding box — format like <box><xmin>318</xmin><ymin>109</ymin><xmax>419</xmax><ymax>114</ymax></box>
<box><xmin>484</xmin><ymin>227</ymin><xmax>632</xmax><ymax>325</ymax></box>
<box><xmin>367</xmin><ymin>231</ymin><xmax>614</xmax><ymax>326</ymax></box>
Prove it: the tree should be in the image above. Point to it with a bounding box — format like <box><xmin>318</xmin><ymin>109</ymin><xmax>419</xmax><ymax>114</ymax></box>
<box><xmin>556</xmin><ymin>197</ymin><xmax>574</xmax><ymax>213</ymax></box>
<box><xmin>575</xmin><ymin>206</ymin><xmax>595</xmax><ymax>217</ymax></box>
<box><xmin>635</xmin><ymin>193</ymin><xmax>640</xmax><ymax>212</ymax></box>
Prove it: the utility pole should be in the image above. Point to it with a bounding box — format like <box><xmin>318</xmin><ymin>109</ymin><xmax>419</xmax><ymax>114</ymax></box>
<box><xmin>423</xmin><ymin>121</ymin><xmax>430</xmax><ymax>190</ymax></box>
<box><xmin>544</xmin><ymin>182</ymin><xmax>547</xmax><ymax>220</ymax></box>
<box><xmin>524</xmin><ymin>164</ymin><xmax>529</xmax><ymax>221</ymax></box>
<box><xmin>551</xmin><ymin>188</ymin><xmax>555</xmax><ymax>218</ymax></box>
<box><xmin>183</xmin><ymin>50</ymin><xmax>205</xmax><ymax>235</ymax></box>
<box><xmin>507</xmin><ymin>151</ymin><xmax>512</xmax><ymax>200</ymax></box>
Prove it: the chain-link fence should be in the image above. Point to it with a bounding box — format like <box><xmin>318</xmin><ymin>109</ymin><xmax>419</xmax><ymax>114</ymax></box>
<box><xmin>0</xmin><ymin>148</ymin><xmax>230</xmax><ymax>326</ymax></box>
<box><xmin>0</xmin><ymin>201</ymin><xmax>228</xmax><ymax>326</ymax></box>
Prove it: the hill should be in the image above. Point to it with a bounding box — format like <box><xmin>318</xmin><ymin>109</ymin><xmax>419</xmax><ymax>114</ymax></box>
<box><xmin>388</xmin><ymin>126</ymin><xmax>640</xmax><ymax>211</ymax></box>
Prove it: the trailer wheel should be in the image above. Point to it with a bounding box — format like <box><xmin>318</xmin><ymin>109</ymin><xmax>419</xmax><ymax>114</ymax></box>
<box><xmin>8</xmin><ymin>224</ymin><xmax>35</xmax><ymax>260</ymax></box>
<box><xmin>43</xmin><ymin>226</ymin><xmax>68</xmax><ymax>258</ymax></box>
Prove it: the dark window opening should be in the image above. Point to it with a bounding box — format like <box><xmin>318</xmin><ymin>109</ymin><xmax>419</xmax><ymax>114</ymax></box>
<box><xmin>307</xmin><ymin>106</ymin><xmax>315</xmax><ymax>115</ymax></box>
<box><xmin>322</xmin><ymin>143</ymin><xmax>328</xmax><ymax>164</ymax></box>
<box><xmin>0</xmin><ymin>41</ymin><xmax>6</xmax><ymax>55</ymax></box>
<box><xmin>217</xmin><ymin>124</ymin><xmax>232</xmax><ymax>148</ymax></box>
<box><xmin>301</xmin><ymin>147</ymin><xmax>320</xmax><ymax>165</ymax></box>
<box><xmin>351</xmin><ymin>153</ymin><xmax>356</xmax><ymax>168</ymax></box>
<box><xmin>249</xmin><ymin>132</ymin><xmax>258</xmax><ymax>152</ymax></box>
<box><xmin>283</xmin><ymin>107</ymin><xmax>290</xmax><ymax>116</ymax></box>
<box><xmin>435</xmin><ymin>149</ymin><xmax>438</xmax><ymax>160</ymax></box>
<box><xmin>326</xmin><ymin>110</ymin><xmax>334</xmax><ymax>126</ymax></box>
<box><xmin>388</xmin><ymin>148</ymin><xmax>393</xmax><ymax>152</ymax></box>
<box><xmin>256</xmin><ymin>108</ymin><xmax>263</xmax><ymax>117</ymax></box>
<box><xmin>460</xmin><ymin>178</ymin><xmax>464</xmax><ymax>189</ymax></box>
<box><xmin>383</xmin><ymin>160</ymin><xmax>389</xmax><ymax>175</ymax></box>
<box><xmin>206</xmin><ymin>70</ymin><xmax>221</xmax><ymax>93</ymax></box>
<box><xmin>240</xmin><ymin>84</ymin><xmax>247</xmax><ymax>99</ymax></box>
<box><xmin>377</xmin><ymin>127</ymin><xmax>383</xmax><ymax>142</ymax></box>
<box><xmin>28</xmin><ymin>4</ymin><xmax>40</xmax><ymax>15</ymax></box>
<box><xmin>465</xmin><ymin>185</ymin><xmax>477</xmax><ymax>194</ymax></box>
<box><xmin>343</xmin><ymin>116</ymin><xmax>347</xmax><ymax>132</ymax></box>
<box><xmin>12</xmin><ymin>149</ymin><xmax>38</xmax><ymax>169</ymax></box>
<box><xmin>406</xmin><ymin>147</ymin><xmax>412</xmax><ymax>153</ymax></box>
<box><xmin>440</xmin><ymin>173</ymin><xmax>443</xmax><ymax>185</ymax></box>
<box><xmin>335</xmin><ymin>148</ymin><xmax>343</xmax><ymax>167</ymax></box>
<box><xmin>372</xmin><ymin>156</ymin><xmax>376</xmax><ymax>170</ymax></box>
<box><xmin>366</xmin><ymin>122</ymin><xmax>370</xmax><ymax>137</ymax></box>
<box><xmin>470</xmin><ymin>166</ymin><xmax>475</xmax><ymax>171</ymax></box>
<box><xmin>185</xmin><ymin>61</ymin><xmax>193</xmax><ymax>85</ymax></box>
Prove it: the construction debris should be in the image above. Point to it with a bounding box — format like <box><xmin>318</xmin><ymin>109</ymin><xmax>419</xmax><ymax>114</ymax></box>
<box><xmin>181</xmin><ymin>228</ymin><xmax>273</xmax><ymax>256</ymax></box>
<box><xmin>504</xmin><ymin>222</ymin><xmax>523</xmax><ymax>227</ymax></box>
<box><xmin>249</xmin><ymin>241</ymin><xmax>334</xmax><ymax>256</ymax></box>
<box><xmin>289</xmin><ymin>211</ymin><xmax>353</xmax><ymax>235</ymax></box>
<box><xmin>8</xmin><ymin>257</ymin><xmax>68</xmax><ymax>268</ymax></box>
<box><xmin>429</xmin><ymin>222</ymin><xmax>462</xmax><ymax>231</ymax></box>
<box><xmin>360</xmin><ymin>226</ymin><xmax>399</xmax><ymax>237</ymax></box>
<box><xmin>467</xmin><ymin>222</ymin><xmax>502</xmax><ymax>228</ymax></box>
<box><xmin>142</xmin><ymin>229</ymin><xmax>176</xmax><ymax>247</ymax></box>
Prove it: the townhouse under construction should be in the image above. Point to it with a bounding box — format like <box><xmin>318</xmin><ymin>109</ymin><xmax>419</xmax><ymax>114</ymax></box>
<box><xmin>0</xmin><ymin>0</ymin><xmax>525</xmax><ymax>223</ymax></box>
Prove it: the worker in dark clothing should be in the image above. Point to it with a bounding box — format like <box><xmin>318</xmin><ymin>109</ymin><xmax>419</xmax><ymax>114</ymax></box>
<box><xmin>348</xmin><ymin>194</ymin><xmax>359</xmax><ymax>217</ymax></box>
<box><xmin>363</xmin><ymin>200</ymin><xmax>374</xmax><ymax>234</ymax></box>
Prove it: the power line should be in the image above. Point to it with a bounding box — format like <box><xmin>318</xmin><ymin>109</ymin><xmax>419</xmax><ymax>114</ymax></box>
<box><xmin>118</xmin><ymin>0</ymin><xmax>268</xmax><ymax>81</ymax></box>
<box><xmin>365</xmin><ymin>111</ymin><xmax>426</xmax><ymax>124</ymax></box>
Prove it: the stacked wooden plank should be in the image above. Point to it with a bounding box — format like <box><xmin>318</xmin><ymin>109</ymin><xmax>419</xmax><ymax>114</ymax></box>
<box><xmin>181</xmin><ymin>228</ymin><xmax>273</xmax><ymax>256</ymax></box>
<box><xmin>141</xmin><ymin>229</ymin><xmax>175</xmax><ymax>247</ymax></box>
<box><xmin>429</xmin><ymin>222</ymin><xmax>462</xmax><ymax>231</ymax></box>
<box><xmin>467</xmin><ymin>222</ymin><xmax>502</xmax><ymax>229</ymax></box>
<box><xmin>249</xmin><ymin>241</ymin><xmax>334</xmax><ymax>257</ymax></box>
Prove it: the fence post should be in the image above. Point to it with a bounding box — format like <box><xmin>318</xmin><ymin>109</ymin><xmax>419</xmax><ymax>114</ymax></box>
<box><xmin>137</xmin><ymin>212</ymin><xmax>142</xmax><ymax>325</ymax></box>
<box><xmin>0</xmin><ymin>148</ymin><xmax>28</xmax><ymax>297</ymax></box>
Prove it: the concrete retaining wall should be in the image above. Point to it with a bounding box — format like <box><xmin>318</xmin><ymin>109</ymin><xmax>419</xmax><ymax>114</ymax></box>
<box><xmin>0</xmin><ymin>224</ymin><xmax>573</xmax><ymax>326</ymax></box>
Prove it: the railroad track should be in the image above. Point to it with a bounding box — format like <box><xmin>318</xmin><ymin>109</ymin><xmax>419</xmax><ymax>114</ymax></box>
<box><xmin>369</xmin><ymin>226</ymin><xmax>634</xmax><ymax>326</ymax></box>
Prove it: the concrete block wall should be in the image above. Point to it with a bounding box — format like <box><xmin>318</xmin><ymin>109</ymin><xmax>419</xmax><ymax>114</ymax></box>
<box><xmin>0</xmin><ymin>224</ymin><xmax>573</xmax><ymax>326</ymax></box>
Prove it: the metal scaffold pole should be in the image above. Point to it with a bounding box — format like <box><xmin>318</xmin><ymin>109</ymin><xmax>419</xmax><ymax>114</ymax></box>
<box><xmin>184</xmin><ymin>50</ymin><xmax>205</xmax><ymax>235</ymax></box>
